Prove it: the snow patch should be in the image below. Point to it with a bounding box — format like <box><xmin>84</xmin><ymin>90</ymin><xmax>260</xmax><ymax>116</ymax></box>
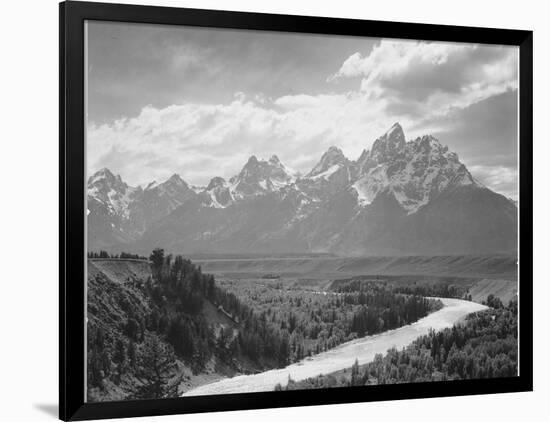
<box><xmin>145</xmin><ymin>181</ymin><xmax>158</xmax><ymax>190</ymax></box>
<box><xmin>207</xmin><ymin>190</ymin><xmax>226</xmax><ymax>209</ymax></box>
<box><xmin>352</xmin><ymin>180</ymin><xmax>372</xmax><ymax>206</ymax></box>
<box><xmin>309</xmin><ymin>164</ymin><xmax>341</xmax><ymax>181</ymax></box>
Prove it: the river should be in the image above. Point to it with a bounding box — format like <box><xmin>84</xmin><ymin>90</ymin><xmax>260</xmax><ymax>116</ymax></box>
<box><xmin>182</xmin><ymin>297</ymin><xmax>487</xmax><ymax>396</ymax></box>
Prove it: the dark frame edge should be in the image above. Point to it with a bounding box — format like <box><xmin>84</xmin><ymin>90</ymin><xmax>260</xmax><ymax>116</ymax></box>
<box><xmin>518</xmin><ymin>30</ymin><xmax>533</xmax><ymax>391</ymax></box>
<box><xmin>59</xmin><ymin>1</ymin><xmax>67</xmax><ymax>420</ymax></box>
<box><xmin>60</xmin><ymin>1</ymin><xmax>88</xmax><ymax>420</ymax></box>
<box><xmin>63</xmin><ymin>0</ymin><xmax>531</xmax><ymax>44</ymax></box>
<box><xmin>68</xmin><ymin>377</ymin><xmax>530</xmax><ymax>421</ymax></box>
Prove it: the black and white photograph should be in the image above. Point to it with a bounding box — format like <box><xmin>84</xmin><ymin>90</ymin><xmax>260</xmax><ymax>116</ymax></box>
<box><xmin>85</xmin><ymin>21</ymin><xmax>520</xmax><ymax>402</ymax></box>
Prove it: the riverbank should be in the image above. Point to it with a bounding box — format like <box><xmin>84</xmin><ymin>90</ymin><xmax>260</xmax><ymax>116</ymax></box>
<box><xmin>182</xmin><ymin>298</ymin><xmax>487</xmax><ymax>396</ymax></box>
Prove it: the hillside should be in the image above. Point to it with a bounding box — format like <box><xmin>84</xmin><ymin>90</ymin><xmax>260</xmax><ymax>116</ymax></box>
<box><xmin>86</xmin><ymin>259</ymin><xmax>272</xmax><ymax>402</ymax></box>
<box><xmin>88</xmin><ymin>259</ymin><xmax>152</xmax><ymax>285</ymax></box>
<box><xmin>468</xmin><ymin>278</ymin><xmax>518</xmax><ymax>304</ymax></box>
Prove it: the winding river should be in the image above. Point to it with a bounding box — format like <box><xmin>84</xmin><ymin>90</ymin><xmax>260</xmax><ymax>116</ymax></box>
<box><xmin>183</xmin><ymin>297</ymin><xmax>487</xmax><ymax>396</ymax></box>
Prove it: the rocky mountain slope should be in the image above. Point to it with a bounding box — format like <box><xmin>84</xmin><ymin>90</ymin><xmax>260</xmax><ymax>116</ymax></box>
<box><xmin>87</xmin><ymin>123</ymin><xmax>517</xmax><ymax>255</ymax></box>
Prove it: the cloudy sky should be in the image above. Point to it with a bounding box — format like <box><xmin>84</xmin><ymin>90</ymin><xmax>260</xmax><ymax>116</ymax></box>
<box><xmin>86</xmin><ymin>21</ymin><xmax>519</xmax><ymax>199</ymax></box>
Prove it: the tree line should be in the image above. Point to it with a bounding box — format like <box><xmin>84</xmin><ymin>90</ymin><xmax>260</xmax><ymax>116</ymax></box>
<box><xmin>277</xmin><ymin>297</ymin><xmax>518</xmax><ymax>390</ymax></box>
<box><xmin>87</xmin><ymin>250</ymin><xmax>148</xmax><ymax>260</ymax></box>
<box><xmin>333</xmin><ymin>278</ymin><xmax>470</xmax><ymax>300</ymax></box>
<box><xmin>218</xmin><ymin>278</ymin><xmax>442</xmax><ymax>362</ymax></box>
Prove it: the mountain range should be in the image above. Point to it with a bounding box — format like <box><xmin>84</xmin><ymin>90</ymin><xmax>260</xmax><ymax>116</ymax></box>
<box><xmin>87</xmin><ymin>123</ymin><xmax>518</xmax><ymax>256</ymax></box>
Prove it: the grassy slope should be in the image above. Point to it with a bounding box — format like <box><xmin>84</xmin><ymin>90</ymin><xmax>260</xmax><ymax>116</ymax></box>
<box><xmin>469</xmin><ymin>278</ymin><xmax>518</xmax><ymax>304</ymax></box>
<box><xmin>88</xmin><ymin>259</ymin><xmax>152</xmax><ymax>285</ymax></box>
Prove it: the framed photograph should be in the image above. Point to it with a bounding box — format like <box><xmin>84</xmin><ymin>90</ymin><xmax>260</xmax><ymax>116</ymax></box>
<box><xmin>60</xmin><ymin>1</ymin><xmax>533</xmax><ymax>420</ymax></box>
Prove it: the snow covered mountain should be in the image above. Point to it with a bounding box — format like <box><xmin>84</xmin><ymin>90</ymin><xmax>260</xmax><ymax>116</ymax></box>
<box><xmin>87</xmin><ymin>169</ymin><xmax>197</xmax><ymax>249</ymax></box>
<box><xmin>131</xmin><ymin>173</ymin><xmax>197</xmax><ymax>230</ymax></box>
<box><xmin>87</xmin><ymin>168</ymin><xmax>142</xmax><ymax>218</ymax></box>
<box><xmin>300</xmin><ymin>146</ymin><xmax>358</xmax><ymax>199</ymax></box>
<box><xmin>87</xmin><ymin>168</ymin><xmax>144</xmax><ymax>249</ymax></box>
<box><xmin>229</xmin><ymin>155</ymin><xmax>295</xmax><ymax>198</ymax></box>
<box><xmin>352</xmin><ymin>123</ymin><xmax>479</xmax><ymax>213</ymax></box>
<box><xmin>87</xmin><ymin>123</ymin><xmax>517</xmax><ymax>255</ymax></box>
<box><xmin>202</xmin><ymin>177</ymin><xmax>234</xmax><ymax>209</ymax></box>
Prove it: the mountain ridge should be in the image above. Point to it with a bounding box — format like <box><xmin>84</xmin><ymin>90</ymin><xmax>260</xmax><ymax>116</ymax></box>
<box><xmin>87</xmin><ymin>123</ymin><xmax>518</xmax><ymax>255</ymax></box>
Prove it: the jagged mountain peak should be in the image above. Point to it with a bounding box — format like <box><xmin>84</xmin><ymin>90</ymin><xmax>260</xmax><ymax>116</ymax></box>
<box><xmin>88</xmin><ymin>167</ymin><xmax>124</xmax><ymax>187</ymax></box>
<box><xmin>406</xmin><ymin>135</ymin><xmax>464</xmax><ymax>172</ymax></box>
<box><xmin>241</xmin><ymin>154</ymin><xmax>287</xmax><ymax>170</ymax></box>
<box><xmin>326</xmin><ymin>145</ymin><xmax>344</xmax><ymax>155</ymax></box>
<box><xmin>412</xmin><ymin>134</ymin><xmax>448</xmax><ymax>153</ymax></box>
<box><xmin>206</xmin><ymin>176</ymin><xmax>227</xmax><ymax>191</ymax></box>
<box><xmin>166</xmin><ymin>173</ymin><xmax>185</xmax><ymax>184</ymax></box>
<box><xmin>387</xmin><ymin>122</ymin><xmax>404</xmax><ymax>137</ymax></box>
<box><xmin>87</xmin><ymin>168</ymin><xmax>141</xmax><ymax>222</ymax></box>
<box><xmin>246</xmin><ymin>155</ymin><xmax>259</xmax><ymax>166</ymax></box>
<box><xmin>306</xmin><ymin>146</ymin><xmax>350</xmax><ymax>179</ymax></box>
<box><xmin>369</xmin><ymin>122</ymin><xmax>406</xmax><ymax>161</ymax></box>
<box><xmin>91</xmin><ymin>166</ymin><xmax>114</xmax><ymax>178</ymax></box>
<box><xmin>145</xmin><ymin>173</ymin><xmax>189</xmax><ymax>192</ymax></box>
<box><xmin>269</xmin><ymin>154</ymin><xmax>281</xmax><ymax>164</ymax></box>
<box><xmin>203</xmin><ymin>176</ymin><xmax>233</xmax><ymax>208</ymax></box>
<box><xmin>162</xmin><ymin>174</ymin><xmax>190</xmax><ymax>192</ymax></box>
<box><xmin>230</xmin><ymin>154</ymin><xmax>294</xmax><ymax>197</ymax></box>
<box><xmin>237</xmin><ymin>154</ymin><xmax>289</xmax><ymax>175</ymax></box>
<box><xmin>87</xmin><ymin>168</ymin><xmax>135</xmax><ymax>199</ymax></box>
<box><xmin>353</xmin><ymin>125</ymin><xmax>481</xmax><ymax>214</ymax></box>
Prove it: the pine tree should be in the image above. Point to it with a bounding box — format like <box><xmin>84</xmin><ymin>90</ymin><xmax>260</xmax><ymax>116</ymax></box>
<box><xmin>149</xmin><ymin>248</ymin><xmax>165</xmax><ymax>281</ymax></box>
<box><xmin>351</xmin><ymin>358</ymin><xmax>360</xmax><ymax>386</ymax></box>
<box><xmin>131</xmin><ymin>336</ymin><xmax>179</xmax><ymax>400</ymax></box>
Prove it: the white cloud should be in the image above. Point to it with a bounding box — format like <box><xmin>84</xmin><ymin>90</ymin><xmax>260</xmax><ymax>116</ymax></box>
<box><xmin>331</xmin><ymin>41</ymin><xmax>463</xmax><ymax>82</ymax></box>
<box><xmin>87</xmin><ymin>39</ymin><xmax>518</xmax><ymax>198</ymax></box>
<box><xmin>330</xmin><ymin>40</ymin><xmax>518</xmax><ymax>119</ymax></box>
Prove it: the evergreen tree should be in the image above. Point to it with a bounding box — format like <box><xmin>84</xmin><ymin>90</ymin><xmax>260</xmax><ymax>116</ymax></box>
<box><xmin>131</xmin><ymin>336</ymin><xmax>179</xmax><ymax>400</ymax></box>
<box><xmin>351</xmin><ymin>358</ymin><xmax>360</xmax><ymax>386</ymax></box>
<box><xmin>150</xmin><ymin>248</ymin><xmax>165</xmax><ymax>280</ymax></box>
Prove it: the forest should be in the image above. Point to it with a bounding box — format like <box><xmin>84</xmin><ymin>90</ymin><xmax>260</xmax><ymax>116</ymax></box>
<box><xmin>332</xmin><ymin>278</ymin><xmax>471</xmax><ymax>300</ymax></box>
<box><xmin>87</xmin><ymin>249</ymin><xmax>443</xmax><ymax>400</ymax></box>
<box><xmin>277</xmin><ymin>297</ymin><xmax>518</xmax><ymax>390</ymax></box>
<box><xmin>219</xmin><ymin>278</ymin><xmax>442</xmax><ymax>359</ymax></box>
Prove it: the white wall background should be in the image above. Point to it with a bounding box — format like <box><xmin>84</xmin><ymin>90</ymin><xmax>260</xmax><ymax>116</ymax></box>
<box><xmin>0</xmin><ymin>0</ymin><xmax>546</xmax><ymax>420</ymax></box>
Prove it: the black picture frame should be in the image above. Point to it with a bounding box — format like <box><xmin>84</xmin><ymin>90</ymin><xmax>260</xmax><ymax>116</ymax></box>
<box><xmin>60</xmin><ymin>1</ymin><xmax>533</xmax><ymax>420</ymax></box>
